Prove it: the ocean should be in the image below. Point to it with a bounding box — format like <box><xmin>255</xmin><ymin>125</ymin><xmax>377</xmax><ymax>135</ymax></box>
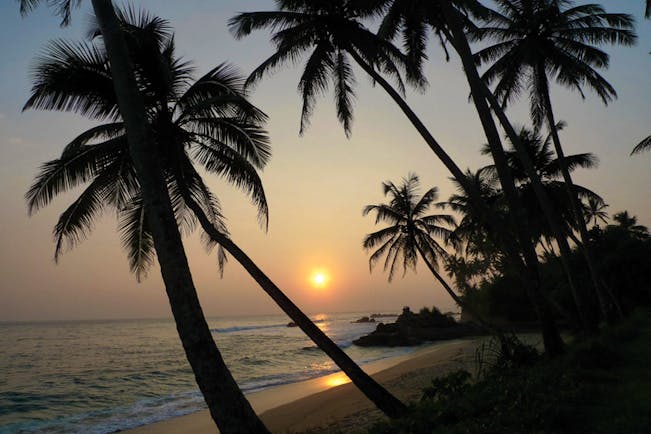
<box><xmin>0</xmin><ymin>312</ymin><xmax>416</xmax><ymax>433</ymax></box>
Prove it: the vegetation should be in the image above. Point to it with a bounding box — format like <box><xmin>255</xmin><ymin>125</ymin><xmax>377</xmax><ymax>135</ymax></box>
<box><xmin>363</xmin><ymin>174</ymin><xmax>498</xmax><ymax>334</ymax></box>
<box><xmin>370</xmin><ymin>311</ymin><xmax>651</xmax><ymax>434</ymax></box>
<box><xmin>23</xmin><ymin>5</ymin><xmax>407</xmax><ymax>423</ymax></box>
<box><xmin>17</xmin><ymin>0</ymin><xmax>650</xmax><ymax>433</ymax></box>
<box><xmin>474</xmin><ymin>0</ymin><xmax>635</xmax><ymax>323</ymax></box>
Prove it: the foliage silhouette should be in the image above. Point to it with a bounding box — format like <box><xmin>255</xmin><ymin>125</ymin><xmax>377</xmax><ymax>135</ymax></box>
<box><xmin>21</xmin><ymin>4</ymin><xmax>270</xmax><ymax>431</ymax></box>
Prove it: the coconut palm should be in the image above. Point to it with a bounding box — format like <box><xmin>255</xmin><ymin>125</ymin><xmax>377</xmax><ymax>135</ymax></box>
<box><xmin>25</xmin><ymin>9</ymin><xmax>408</xmax><ymax>421</ymax></box>
<box><xmin>584</xmin><ymin>197</ymin><xmax>609</xmax><ymax>228</ymax></box>
<box><xmin>25</xmin><ymin>26</ymin><xmax>270</xmax><ymax>281</ymax></box>
<box><xmin>366</xmin><ymin>0</ymin><xmax>574</xmax><ymax>347</ymax></box>
<box><xmin>480</xmin><ymin>125</ymin><xmax>605</xmax><ymax>245</ymax></box>
<box><xmin>480</xmin><ymin>122</ymin><xmax>603</xmax><ymax>238</ymax></box>
<box><xmin>612</xmin><ymin>211</ymin><xmax>650</xmax><ymax>240</ymax></box>
<box><xmin>474</xmin><ymin>0</ymin><xmax>635</xmax><ymax>321</ymax></box>
<box><xmin>363</xmin><ymin>173</ymin><xmax>500</xmax><ymax>333</ymax></box>
<box><xmin>20</xmin><ymin>3</ymin><xmax>269</xmax><ymax>431</ymax></box>
<box><xmin>228</xmin><ymin>1</ymin><xmax>509</xmax><ymax>245</ymax></box>
<box><xmin>230</xmin><ymin>0</ymin><xmax>568</xmax><ymax>354</ymax></box>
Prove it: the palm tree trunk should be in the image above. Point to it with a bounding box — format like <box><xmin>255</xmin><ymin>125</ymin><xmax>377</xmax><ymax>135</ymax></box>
<box><xmin>478</xmin><ymin>81</ymin><xmax>597</xmax><ymax>332</ymax></box>
<box><xmin>90</xmin><ymin>1</ymin><xmax>268</xmax><ymax>432</ymax></box>
<box><xmin>349</xmin><ymin>47</ymin><xmax>563</xmax><ymax>355</ymax></box>
<box><xmin>439</xmin><ymin>1</ymin><xmax>564</xmax><ymax>355</ymax></box>
<box><xmin>178</xmin><ymin>188</ymin><xmax>408</xmax><ymax>419</ymax></box>
<box><xmin>537</xmin><ymin>71</ymin><xmax>623</xmax><ymax>322</ymax></box>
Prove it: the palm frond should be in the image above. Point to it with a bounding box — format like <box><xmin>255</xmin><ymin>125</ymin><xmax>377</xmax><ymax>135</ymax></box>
<box><xmin>26</xmin><ymin>136</ymin><xmax>125</xmax><ymax>215</ymax></box>
<box><xmin>631</xmin><ymin>135</ymin><xmax>651</xmax><ymax>155</ymax></box>
<box><xmin>118</xmin><ymin>195</ymin><xmax>155</xmax><ymax>281</ymax></box>
<box><xmin>18</xmin><ymin>0</ymin><xmax>81</xmax><ymax>27</ymax></box>
<box><xmin>192</xmin><ymin>139</ymin><xmax>269</xmax><ymax>229</ymax></box>
<box><xmin>334</xmin><ymin>49</ymin><xmax>356</xmax><ymax>137</ymax></box>
<box><xmin>52</xmin><ymin>168</ymin><xmax>111</xmax><ymax>261</ymax></box>
<box><xmin>24</xmin><ymin>39</ymin><xmax>119</xmax><ymax>120</ymax></box>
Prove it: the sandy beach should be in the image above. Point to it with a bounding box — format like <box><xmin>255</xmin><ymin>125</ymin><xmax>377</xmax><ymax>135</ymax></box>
<box><xmin>124</xmin><ymin>338</ymin><xmax>483</xmax><ymax>434</ymax></box>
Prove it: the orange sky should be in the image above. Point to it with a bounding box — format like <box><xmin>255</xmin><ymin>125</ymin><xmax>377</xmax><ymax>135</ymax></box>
<box><xmin>0</xmin><ymin>1</ymin><xmax>649</xmax><ymax>321</ymax></box>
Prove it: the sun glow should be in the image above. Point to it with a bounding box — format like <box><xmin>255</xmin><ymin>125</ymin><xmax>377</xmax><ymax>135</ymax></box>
<box><xmin>310</xmin><ymin>269</ymin><xmax>330</xmax><ymax>289</ymax></box>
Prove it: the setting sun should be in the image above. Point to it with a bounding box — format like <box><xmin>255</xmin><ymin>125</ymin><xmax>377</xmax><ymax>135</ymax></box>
<box><xmin>310</xmin><ymin>270</ymin><xmax>330</xmax><ymax>289</ymax></box>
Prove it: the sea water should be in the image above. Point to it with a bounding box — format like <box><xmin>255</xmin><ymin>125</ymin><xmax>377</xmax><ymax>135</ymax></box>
<box><xmin>0</xmin><ymin>312</ymin><xmax>414</xmax><ymax>433</ymax></box>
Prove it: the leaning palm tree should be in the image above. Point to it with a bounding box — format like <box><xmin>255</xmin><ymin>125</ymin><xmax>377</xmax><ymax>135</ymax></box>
<box><xmin>24</xmin><ymin>9</ymin><xmax>406</xmax><ymax>420</ymax></box>
<box><xmin>374</xmin><ymin>0</ymin><xmax>575</xmax><ymax>346</ymax></box>
<box><xmin>474</xmin><ymin>0</ymin><xmax>635</xmax><ymax>321</ymax></box>
<box><xmin>20</xmin><ymin>2</ymin><xmax>269</xmax><ymax>431</ymax></box>
<box><xmin>374</xmin><ymin>0</ymin><xmax>593</xmax><ymax>341</ymax></box>
<box><xmin>229</xmin><ymin>0</ymin><xmax>565</xmax><ymax>354</ymax></box>
<box><xmin>363</xmin><ymin>173</ymin><xmax>498</xmax><ymax>333</ymax></box>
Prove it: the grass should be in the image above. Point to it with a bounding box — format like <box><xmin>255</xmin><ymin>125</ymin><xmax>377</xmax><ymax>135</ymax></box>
<box><xmin>369</xmin><ymin>310</ymin><xmax>651</xmax><ymax>434</ymax></box>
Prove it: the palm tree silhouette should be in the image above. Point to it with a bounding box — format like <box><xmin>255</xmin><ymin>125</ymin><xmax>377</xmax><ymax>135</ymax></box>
<box><xmin>24</xmin><ymin>7</ymin><xmax>409</xmax><ymax>422</ymax></box>
<box><xmin>360</xmin><ymin>0</ymin><xmax>569</xmax><ymax>351</ymax></box>
<box><xmin>474</xmin><ymin>0</ymin><xmax>635</xmax><ymax>322</ymax></box>
<box><xmin>229</xmin><ymin>0</ymin><xmax>566</xmax><ymax>354</ymax></box>
<box><xmin>20</xmin><ymin>4</ymin><xmax>269</xmax><ymax>431</ymax></box>
<box><xmin>584</xmin><ymin>198</ymin><xmax>609</xmax><ymax>228</ymax></box>
<box><xmin>363</xmin><ymin>173</ymin><xmax>499</xmax><ymax>333</ymax></box>
<box><xmin>480</xmin><ymin>125</ymin><xmax>604</xmax><ymax>245</ymax></box>
<box><xmin>612</xmin><ymin>211</ymin><xmax>650</xmax><ymax>240</ymax></box>
<box><xmin>25</xmin><ymin>23</ymin><xmax>270</xmax><ymax>280</ymax></box>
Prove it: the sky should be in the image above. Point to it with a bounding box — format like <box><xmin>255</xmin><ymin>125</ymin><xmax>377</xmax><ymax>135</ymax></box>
<box><xmin>0</xmin><ymin>1</ymin><xmax>649</xmax><ymax>322</ymax></box>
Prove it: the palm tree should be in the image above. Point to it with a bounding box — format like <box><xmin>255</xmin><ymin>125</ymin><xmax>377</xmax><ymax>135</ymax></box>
<box><xmin>369</xmin><ymin>0</ymin><xmax>572</xmax><ymax>348</ymax></box>
<box><xmin>363</xmin><ymin>173</ymin><xmax>499</xmax><ymax>333</ymax></box>
<box><xmin>474</xmin><ymin>0</ymin><xmax>635</xmax><ymax>321</ymax></box>
<box><xmin>24</xmin><ymin>9</ymin><xmax>407</xmax><ymax>421</ymax></box>
<box><xmin>229</xmin><ymin>0</ymin><xmax>565</xmax><ymax>354</ymax></box>
<box><xmin>612</xmin><ymin>211</ymin><xmax>650</xmax><ymax>240</ymax></box>
<box><xmin>584</xmin><ymin>197</ymin><xmax>609</xmax><ymax>228</ymax></box>
<box><xmin>20</xmin><ymin>3</ymin><xmax>268</xmax><ymax>431</ymax></box>
<box><xmin>481</xmin><ymin>125</ymin><xmax>605</xmax><ymax>245</ymax></box>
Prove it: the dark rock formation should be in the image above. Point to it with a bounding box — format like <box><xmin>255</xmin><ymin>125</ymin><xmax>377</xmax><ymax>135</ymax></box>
<box><xmin>353</xmin><ymin>306</ymin><xmax>481</xmax><ymax>347</ymax></box>
<box><xmin>351</xmin><ymin>316</ymin><xmax>376</xmax><ymax>324</ymax></box>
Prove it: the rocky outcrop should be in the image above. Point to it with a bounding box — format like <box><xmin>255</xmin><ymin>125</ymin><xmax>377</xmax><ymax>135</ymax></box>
<box><xmin>351</xmin><ymin>316</ymin><xmax>376</xmax><ymax>324</ymax></box>
<box><xmin>353</xmin><ymin>306</ymin><xmax>481</xmax><ymax>347</ymax></box>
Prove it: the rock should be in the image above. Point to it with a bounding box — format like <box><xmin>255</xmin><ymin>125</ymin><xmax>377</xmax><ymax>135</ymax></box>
<box><xmin>351</xmin><ymin>316</ymin><xmax>376</xmax><ymax>323</ymax></box>
<box><xmin>353</xmin><ymin>306</ymin><xmax>481</xmax><ymax>347</ymax></box>
<box><xmin>286</xmin><ymin>321</ymin><xmax>298</xmax><ymax>327</ymax></box>
<box><xmin>369</xmin><ymin>313</ymin><xmax>398</xmax><ymax>319</ymax></box>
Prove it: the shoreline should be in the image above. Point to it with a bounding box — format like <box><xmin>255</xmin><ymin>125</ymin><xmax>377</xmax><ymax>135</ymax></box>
<box><xmin>124</xmin><ymin>338</ymin><xmax>483</xmax><ymax>434</ymax></box>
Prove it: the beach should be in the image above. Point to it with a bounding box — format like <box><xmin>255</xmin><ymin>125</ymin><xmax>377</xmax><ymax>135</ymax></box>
<box><xmin>125</xmin><ymin>338</ymin><xmax>482</xmax><ymax>434</ymax></box>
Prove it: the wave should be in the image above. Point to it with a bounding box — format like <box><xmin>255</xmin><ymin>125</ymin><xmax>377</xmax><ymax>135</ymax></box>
<box><xmin>301</xmin><ymin>340</ymin><xmax>354</xmax><ymax>351</ymax></box>
<box><xmin>211</xmin><ymin>318</ymin><xmax>328</xmax><ymax>334</ymax></box>
<box><xmin>210</xmin><ymin>323</ymin><xmax>287</xmax><ymax>333</ymax></box>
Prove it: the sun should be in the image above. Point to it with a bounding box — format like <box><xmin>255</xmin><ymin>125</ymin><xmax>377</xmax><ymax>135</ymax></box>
<box><xmin>310</xmin><ymin>270</ymin><xmax>330</xmax><ymax>289</ymax></box>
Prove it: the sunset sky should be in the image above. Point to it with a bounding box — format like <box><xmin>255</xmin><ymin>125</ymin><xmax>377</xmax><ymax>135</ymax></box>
<box><xmin>0</xmin><ymin>0</ymin><xmax>649</xmax><ymax>322</ymax></box>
